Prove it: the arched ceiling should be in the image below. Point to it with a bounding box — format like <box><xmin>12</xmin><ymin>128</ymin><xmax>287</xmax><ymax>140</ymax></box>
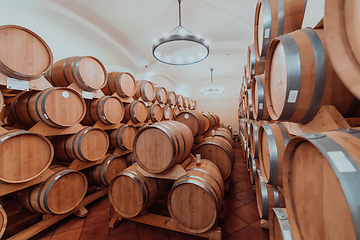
<box><xmin>44</xmin><ymin>0</ymin><xmax>257</xmax><ymax>92</ymax></box>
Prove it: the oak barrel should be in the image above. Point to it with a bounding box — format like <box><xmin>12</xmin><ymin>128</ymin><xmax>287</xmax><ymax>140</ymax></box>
<box><xmin>82</xmin><ymin>96</ymin><xmax>124</xmax><ymax>125</ymax></box>
<box><xmin>283</xmin><ymin>129</ymin><xmax>360</xmax><ymax>240</ymax></box>
<box><xmin>168</xmin><ymin>160</ymin><xmax>224</xmax><ymax>234</ymax></box>
<box><xmin>325</xmin><ymin>0</ymin><xmax>360</xmax><ymax>100</ymax></box>
<box><xmin>251</xmin><ymin>74</ymin><xmax>269</xmax><ymax>120</ymax></box>
<box><xmin>214</xmin><ymin>129</ymin><xmax>233</xmax><ymax>145</ymax></box>
<box><xmin>269</xmin><ymin>208</ymin><xmax>294</xmax><ymax>240</ymax></box>
<box><xmin>0</xmin><ymin>130</ymin><xmax>53</xmax><ymax>183</ymax></box>
<box><xmin>254</xmin><ymin>0</ymin><xmax>306</xmax><ymax>60</ymax></box>
<box><xmin>249</xmin><ymin>154</ymin><xmax>260</xmax><ymax>185</ymax></box>
<box><xmin>245</xmin><ymin>89</ymin><xmax>253</xmax><ymax>120</ymax></box>
<box><xmin>183</xmin><ymin>97</ymin><xmax>190</xmax><ymax>109</ymax></box>
<box><xmin>137</xmin><ymin>122</ymin><xmax>150</xmax><ymax>131</ymax></box>
<box><xmin>84</xmin><ymin>154</ymin><xmax>127</xmax><ymax>186</ymax></box>
<box><xmin>189</xmin><ymin>99</ymin><xmax>197</xmax><ymax>110</ymax></box>
<box><xmin>202</xmin><ymin>112</ymin><xmax>215</xmax><ymax>131</ymax></box>
<box><xmin>0</xmin><ymin>205</ymin><xmax>6</xmax><ymax>239</ymax></box>
<box><xmin>9</xmin><ymin>87</ymin><xmax>86</xmax><ymax>128</ymax></box>
<box><xmin>124</xmin><ymin>100</ymin><xmax>147</xmax><ymax>123</ymax></box>
<box><xmin>125</xmin><ymin>152</ymin><xmax>137</xmax><ymax>166</ymax></box>
<box><xmin>134</xmin><ymin>80</ymin><xmax>155</xmax><ymax>102</ymax></box>
<box><xmin>133</xmin><ymin>121</ymin><xmax>193</xmax><ymax>173</ymax></box>
<box><xmin>175</xmin><ymin>110</ymin><xmax>206</xmax><ymax>136</ymax></box>
<box><xmin>147</xmin><ymin>102</ymin><xmax>163</xmax><ymax>122</ymax></box>
<box><xmin>247</xmin><ymin>43</ymin><xmax>266</xmax><ymax>79</ymax></box>
<box><xmin>167</xmin><ymin>91</ymin><xmax>177</xmax><ymax>106</ymax></box>
<box><xmin>53</xmin><ymin>127</ymin><xmax>109</xmax><ymax>162</ymax></box>
<box><xmin>194</xmin><ymin>136</ymin><xmax>234</xmax><ymax>180</ymax></box>
<box><xmin>109</xmin><ymin>164</ymin><xmax>168</xmax><ymax>218</ymax></box>
<box><xmin>255</xmin><ymin>170</ymin><xmax>285</xmax><ymax>220</ymax></box>
<box><xmin>249</xmin><ymin>120</ymin><xmax>267</xmax><ymax>159</ymax></box>
<box><xmin>163</xmin><ymin>105</ymin><xmax>174</xmax><ymax>120</ymax></box>
<box><xmin>46</xmin><ymin>56</ymin><xmax>106</xmax><ymax>91</ymax></box>
<box><xmin>176</xmin><ymin>95</ymin><xmax>184</xmax><ymax>107</ymax></box>
<box><xmin>265</xmin><ymin>28</ymin><xmax>360</xmax><ymax>123</ymax></box>
<box><xmin>109</xmin><ymin>124</ymin><xmax>136</xmax><ymax>150</ymax></box>
<box><xmin>15</xmin><ymin>165</ymin><xmax>87</xmax><ymax>214</ymax></box>
<box><xmin>153</xmin><ymin>87</ymin><xmax>167</xmax><ymax>104</ymax></box>
<box><xmin>258</xmin><ymin>123</ymin><xmax>291</xmax><ymax>187</ymax></box>
<box><xmin>102</xmin><ymin>72</ymin><xmax>136</xmax><ymax>97</ymax></box>
<box><xmin>0</xmin><ymin>25</ymin><xmax>53</xmax><ymax>80</ymax></box>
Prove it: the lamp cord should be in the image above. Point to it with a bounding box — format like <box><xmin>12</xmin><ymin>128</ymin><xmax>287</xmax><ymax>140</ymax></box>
<box><xmin>178</xmin><ymin>0</ymin><xmax>182</xmax><ymax>26</ymax></box>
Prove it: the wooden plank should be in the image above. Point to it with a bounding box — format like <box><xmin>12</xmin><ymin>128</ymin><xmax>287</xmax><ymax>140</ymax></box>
<box><xmin>137</xmin><ymin>164</ymin><xmax>186</xmax><ymax>180</ymax></box>
<box><xmin>93</xmin><ymin>121</ymin><xmax>123</xmax><ymax>130</ymax></box>
<box><xmin>112</xmin><ymin>92</ymin><xmax>134</xmax><ymax>103</ymax></box>
<box><xmin>127</xmin><ymin>120</ymin><xmax>146</xmax><ymax>127</ymax></box>
<box><xmin>346</xmin><ymin>118</ymin><xmax>360</xmax><ymax>127</ymax></box>
<box><xmin>68</xmin><ymin>158</ymin><xmax>104</xmax><ymax>171</ymax></box>
<box><xmin>302</xmin><ymin>0</ymin><xmax>324</xmax><ymax>29</ymax></box>
<box><xmin>112</xmin><ymin>148</ymin><xmax>132</xmax><ymax>157</ymax></box>
<box><xmin>0</xmin><ymin>169</ymin><xmax>54</xmax><ymax>197</ymax></box>
<box><xmin>67</xmin><ymin>83</ymin><xmax>104</xmax><ymax>99</ymax></box>
<box><xmin>28</xmin><ymin>122</ymin><xmax>84</xmax><ymax>136</ymax></box>
<box><xmin>0</xmin><ymin>73</ymin><xmax>52</xmax><ymax>91</ymax></box>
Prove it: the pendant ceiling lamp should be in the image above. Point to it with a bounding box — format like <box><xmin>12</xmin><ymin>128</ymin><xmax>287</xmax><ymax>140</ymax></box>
<box><xmin>152</xmin><ymin>0</ymin><xmax>210</xmax><ymax>65</ymax></box>
<box><xmin>201</xmin><ymin>68</ymin><xmax>224</xmax><ymax>95</ymax></box>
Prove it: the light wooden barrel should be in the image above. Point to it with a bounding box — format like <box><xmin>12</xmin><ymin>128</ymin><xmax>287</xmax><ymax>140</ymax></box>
<box><xmin>255</xmin><ymin>170</ymin><xmax>285</xmax><ymax>220</ymax></box>
<box><xmin>283</xmin><ymin>129</ymin><xmax>360</xmax><ymax>240</ymax></box>
<box><xmin>247</xmin><ymin>43</ymin><xmax>266</xmax><ymax>79</ymax></box>
<box><xmin>183</xmin><ymin>97</ymin><xmax>190</xmax><ymax>109</ymax></box>
<box><xmin>109</xmin><ymin>124</ymin><xmax>137</xmax><ymax>150</ymax></box>
<box><xmin>0</xmin><ymin>130</ymin><xmax>53</xmax><ymax>183</ymax></box>
<box><xmin>109</xmin><ymin>164</ymin><xmax>168</xmax><ymax>218</ymax></box>
<box><xmin>46</xmin><ymin>56</ymin><xmax>106</xmax><ymax>91</ymax></box>
<box><xmin>201</xmin><ymin>115</ymin><xmax>210</xmax><ymax>134</ymax></box>
<box><xmin>167</xmin><ymin>91</ymin><xmax>177</xmax><ymax>106</ymax></box>
<box><xmin>244</xmin><ymin>65</ymin><xmax>250</xmax><ymax>89</ymax></box>
<box><xmin>172</xmin><ymin>105</ymin><xmax>180</xmax><ymax>119</ymax></box>
<box><xmin>134</xmin><ymin>121</ymin><xmax>193</xmax><ymax>173</ymax></box>
<box><xmin>265</xmin><ymin>28</ymin><xmax>360</xmax><ymax>123</ymax></box>
<box><xmin>9</xmin><ymin>88</ymin><xmax>86</xmax><ymax>128</ymax></box>
<box><xmin>214</xmin><ymin>128</ymin><xmax>233</xmax><ymax>145</ymax></box>
<box><xmin>147</xmin><ymin>102</ymin><xmax>163</xmax><ymax>122</ymax></box>
<box><xmin>249</xmin><ymin>154</ymin><xmax>260</xmax><ymax>185</ymax></box>
<box><xmin>194</xmin><ymin>136</ymin><xmax>234</xmax><ymax>180</ymax></box>
<box><xmin>135</xmin><ymin>80</ymin><xmax>155</xmax><ymax>102</ymax></box>
<box><xmin>251</xmin><ymin>74</ymin><xmax>270</xmax><ymax>120</ymax></box>
<box><xmin>0</xmin><ymin>25</ymin><xmax>53</xmax><ymax>80</ymax></box>
<box><xmin>153</xmin><ymin>87</ymin><xmax>167</xmax><ymax>104</ymax></box>
<box><xmin>125</xmin><ymin>152</ymin><xmax>137</xmax><ymax>166</ymax></box>
<box><xmin>137</xmin><ymin>122</ymin><xmax>150</xmax><ymax>131</ymax></box>
<box><xmin>0</xmin><ymin>205</ymin><xmax>6</xmax><ymax>239</ymax></box>
<box><xmin>202</xmin><ymin>113</ymin><xmax>216</xmax><ymax>131</ymax></box>
<box><xmin>53</xmin><ymin>127</ymin><xmax>109</xmax><ymax>162</ymax></box>
<box><xmin>254</xmin><ymin>0</ymin><xmax>306</xmax><ymax>60</ymax></box>
<box><xmin>84</xmin><ymin>154</ymin><xmax>127</xmax><ymax>186</ymax></box>
<box><xmin>269</xmin><ymin>208</ymin><xmax>294</xmax><ymax>240</ymax></box>
<box><xmin>244</xmin><ymin>119</ymin><xmax>252</xmax><ymax>147</ymax></box>
<box><xmin>249</xmin><ymin>120</ymin><xmax>267</xmax><ymax>159</ymax></box>
<box><xmin>168</xmin><ymin>160</ymin><xmax>224</xmax><ymax>234</ymax></box>
<box><xmin>190</xmin><ymin>99</ymin><xmax>197</xmax><ymax>110</ymax></box>
<box><xmin>124</xmin><ymin>100</ymin><xmax>148</xmax><ymax>123</ymax></box>
<box><xmin>258</xmin><ymin>123</ymin><xmax>291</xmax><ymax>187</ymax></box>
<box><xmin>325</xmin><ymin>0</ymin><xmax>360</xmax><ymax>100</ymax></box>
<box><xmin>176</xmin><ymin>95</ymin><xmax>184</xmax><ymax>107</ymax></box>
<box><xmin>245</xmin><ymin>89</ymin><xmax>253</xmax><ymax>120</ymax></box>
<box><xmin>82</xmin><ymin>96</ymin><xmax>124</xmax><ymax>125</ymax></box>
<box><xmin>102</xmin><ymin>72</ymin><xmax>136</xmax><ymax>98</ymax></box>
<box><xmin>15</xmin><ymin>165</ymin><xmax>87</xmax><ymax>214</ymax></box>
<box><xmin>175</xmin><ymin>110</ymin><xmax>206</xmax><ymax>136</ymax></box>
<box><xmin>163</xmin><ymin>105</ymin><xmax>174</xmax><ymax>120</ymax></box>
<box><xmin>0</xmin><ymin>91</ymin><xmax>4</xmax><ymax>115</ymax></box>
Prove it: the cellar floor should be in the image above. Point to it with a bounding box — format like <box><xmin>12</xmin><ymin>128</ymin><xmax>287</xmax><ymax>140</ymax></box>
<box><xmin>31</xmin><ymin>141</ymin><xmax>269</xmax><ymax>240</ymax></box>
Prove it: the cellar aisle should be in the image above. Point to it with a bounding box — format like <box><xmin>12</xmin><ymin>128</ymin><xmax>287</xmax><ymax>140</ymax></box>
<box><xmin>31</xmin><ymin>141</ymin><xmax>268</xmax><ymax>240</ymax></box>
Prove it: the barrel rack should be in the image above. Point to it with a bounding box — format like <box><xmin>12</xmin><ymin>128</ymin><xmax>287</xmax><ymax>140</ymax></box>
<box><xmin>109</xmin><ymin>154</ymin><xmax>224</xmax><ymax>240</ymax></box>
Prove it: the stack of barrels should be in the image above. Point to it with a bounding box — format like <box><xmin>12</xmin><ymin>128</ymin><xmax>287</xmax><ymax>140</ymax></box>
<box><xmin>238</xmin><ymin>1</ymin><xmax>360</xmax><ymax>239</ymax></box>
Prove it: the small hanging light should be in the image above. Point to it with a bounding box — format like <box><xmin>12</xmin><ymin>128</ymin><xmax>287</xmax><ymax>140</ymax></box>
<box><xmin>201</xmin><ymin>68</ymin><xmax>224</xmax><ymax>95</ymax></box>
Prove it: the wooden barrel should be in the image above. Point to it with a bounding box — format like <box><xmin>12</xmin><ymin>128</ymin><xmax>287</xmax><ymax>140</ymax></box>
<box><xmin>265</xmin><ymin>28</ymin><xmax>360</xmax><ymax>123</ymax></box>
<box><xmin>175</xmin><ymin>110</ymin><xmax>206</xmax><ymax>136</ymax></box>
<box><xmin>147</xmin><ymin>102</ymin><xmax>163</xmax><ymax>122</ymax></box>
<box><xmin>124</xmin><ymin>100</ymin><xmax>147</xmax><ymax>123</ymax></box>
<box><xmin>163</xmin><ymin>105</ymin><xmax>174</xmax><ymax>120</ymax></box>
<box><xmin>0</xmin><ymin>25</ymin><xmax>53</xmax><ymax>80</ymax></box>
<box><xmin>0</xmin><ymin>130</ymin><xmax>53</xmax><ymax>183</ymax></box>
<box><xmin>269</xmin><ymin>208</ymin><xmax>294</xmax><ymax>240</ymax></box>
<box><xmin>183</xmin><ymin>97</ymin><xmax>190</xmax><ymax>109</ymax></box>
<box><xmin>249</xmin><ymin>154</ymin><xmax>260</xmax><ymax>185</ymax></box>
<box><xmin>137</xmin><ymin>122</ymin><xmax>150</xmax><ymax>131</ymax></box>
<box><xmin>283</xmin><ymin>129</ymin><xmax>360</xmax><ymax>240</ymax></box>
<box><xmin>0</xmin><ymin>91</ymin><xmax>4</xmax><ymax>115</ymax></box>
<box><xmin>214</xmin><ymin>129</ymin><xmax>233</xmax><ymax>145</ymax></box>
<box><xmin>325</xmin><ymin>0</ymin><xmax>360</xmax><ymax>100</ymax></box>
<box><xmin>9</xmin><ymin>87</ymin><xmax>86</xmax><ymax>128</ymax></box>
<box><xmin>245</xmin><ymin>89</ymin><xmax>253</xmax><ymax>120</ymax></box>
<box><xmin>190</xmin><ymin>99</ymin><xmax>197</xmax><ymax>110</ymax></box>
<box><xmin>247</xmin><ymin>43</ymin><xmax>266</xmax><ymax>79</ymax></box>
<box><xmin>244</xmin><ymin>119</ymin><xmax>252</xmax><ymax>148</ymax></box>
<box><xmin>249</xmin><ymin>120</ymin><xmax>267</xmax><ymax>159</ymax></box>
<box><xmin>82</xmin><ymin>96</ymin><xmax>124</xmax><ymax>125</ymax></box>
<box><xmin>109</xmin><ymin>124</ymin><xmax>136</xmax><ymax>150</ymax></box>
<box><xmin>53</xmin><ymin>127</ymin><xmax>109</xmax><ymax>162</ymax></box>
<box><xmin>84</xmin><ymin>154</ymin><xmax>127</xmax><ymax>186</ymax></box>
<box><xmin>258</xmin><ymin>123</ymin><xmax>291</xmax><ymax>187</ymax></box>
<box><xmin>102</xmin><ymin>72</ymin><xmax>136</xmax><ymax>98</ymax></box>
<box><xmin>109</xmin><ymin>164</ymin><xmax>168</xmax><ymax>218</ymax></box>
<box><xmin>153</xmin><ymin>87</ymin><xmax>167</xmax><ymax>104</ymax></box>
<box><xmin>202</xmin><ymin>112</ymin><xmax>216</xmax><ymax>131</ymax></box>
<box><xmin>167</xmin><ymin>91</ymin><xmax>177</xmax><ymax>106</ymax></box>
<box><xmin>133</xmin><ymin>121</ymin><xmax>193</xmax><ymax>173</ymax></box>
<box><xmin>251</xmin><ymin>74</ymin><xmax>270</xmax><ymax>120</ymax></box>
<box><xmin>15</xmin><ymin>165</ymin><xmax>87</xmax><ymax>214</ymax></box>
<box><xmin>244</xmin><ymin>65</ymin><xmax>250</xmax><ymax>89</ymax></box>
<box><xmin>255</xmin><ymin>170</ymin><xmax>285</xmax><ymax>220</ymax></box>
<box><xmin>172</xmin><ymin>105</ymin><xmax>180</xmax><ymax>118</ymax></box>
<box><xmin>254</xmin><ymin>0</ymin><xmax>306</xmax><ymax>60</ymax></box>
<box><xmin>201</xmin><ymin>114</ymin><xmax>210</xmax><ymax>133</ymax></box>
<box><xmin>176</xmin><ymin>95</ymin><xmax>184</xmax><ymax>107</ymax></box>
<box><xmin>194</xmin><ymin>136</ymin><xmax>234</xmax><ymax>180</ymax></box>
<box><xmin>46</xmin><ymin>56</ymin><xmax>106</xmax><ymax>91</ymax></box>
<box><xmin>0</xmin><ymin>205</ymin><xmax>6</xmax><ymax>239</ymax></box>
<box><xmin>168</xmin><ymin>159</ymin><xmax>224</xmax><ymax>234</ymax></box>
<box><xmin>135</xmin><ymin>80</ymin><xmax>155</xmax><ymax>102</ymax></box>
<box><xmin>125</xmin><ymin>152</ymin><xmax>137</xmax><ymax>166</ymax></box>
